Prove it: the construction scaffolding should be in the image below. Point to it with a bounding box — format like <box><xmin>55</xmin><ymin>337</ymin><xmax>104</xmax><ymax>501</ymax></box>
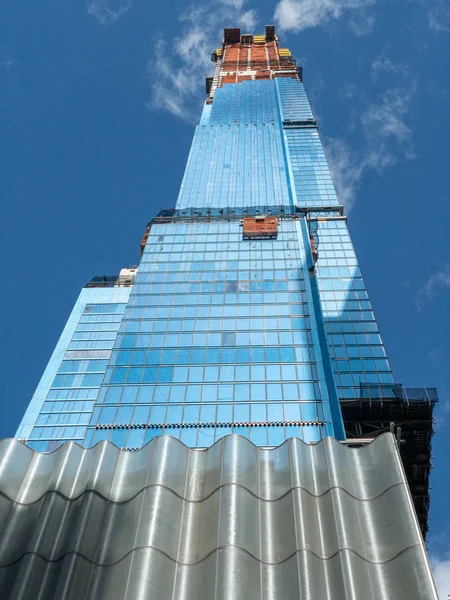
<box><xmin>341</xmin><ymin>385</ymin><xmax>438</xmax><ymax>538</ymax></box>
<box><xmin>206</xmin><ymin>25</ymin><xmax>300</xmax><ymax>101</ymax></box>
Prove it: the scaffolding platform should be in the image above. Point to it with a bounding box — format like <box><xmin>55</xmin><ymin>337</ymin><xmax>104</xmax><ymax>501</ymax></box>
<box><xmin>341</xmin><ymin>385</ymin><xmax>438</xmax><ymax>538</ymax></box>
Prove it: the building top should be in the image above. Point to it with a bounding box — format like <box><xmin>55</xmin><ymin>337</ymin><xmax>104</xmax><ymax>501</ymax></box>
<box><xmin>206</xmin><ymin>25</ymin><xmax>301</xmax><ymax>103</ymax></box>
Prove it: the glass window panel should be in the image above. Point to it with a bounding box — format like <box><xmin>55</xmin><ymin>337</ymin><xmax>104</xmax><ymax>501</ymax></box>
<box><xmin>116</xmin><ymin>406</ymin><xmax>133</xmax><ymax>423</ymax></box>
<box><xmin>111</xmin><ymin>429</ymin><xmax>128</xmax><ymax>446</ymax></box>
<box><xmin>204</xmin><ymin>366</ymin><xmax>219</xmax><ymax>382</ymax></box>
<box><xmin>158</xmin><ymin>367</ymin><xmax>174</xmax><ymax>382</ymax></box>
<box><xmin>234</xmin><ymin>404</ymin><xmax>249</xmax><ymax>422</ymax></box>
<box><xmin>161</xmin><ymin>350</ymin><xmax>176</xmax><ymax>364</ymax></box>
<box><xmin>266</xmin><ymin>384</ymin><xmax>282</xmax><ymax>401</ymax></box>
<box><xmin>236</xmin><ymin>348</ymin><xmax>250</xmax><ymax>363</ymax></box>
<box><xmin>132</xmin><ymin>351</ymin><xmax>146</xmax><ymax>366</ymax></box>
<box><xmin>250</xmin><ymin>427</ymin><xmax>267</xmax><ymax>445</ymax></box>
<box><xmin>281</xmin><ymin>365</ymin><xmax>296</xmax><ymax>381</ymax></box>
<box><xmin>99</xmin><ymin>407</ymin><xmax>116</xmax><ymax>423</ymax></box>
<box><xmin>268</xmin><ymin>404</ymin><xmax>283</xmax><ymax>421</ymax></box>
<box><xmin>105</xmin><ymin>387</ymin><xmax>122</xmax><ymax>404</ymax></box>
<box><xmin>220</xmin><ymin>366</ymin><xmax>234</xmax><ymax>381</ymax></box>
<box><xmin>217</xmin><ymin>404</ymin><xmax>232</xmax><ymax>422</ymax></box>
<box><xmin>150</xmin><ymin>405</ymin><xmax>166</xmax><ymax>422</ymax></box>
<box><xmin>111</xmin><ymin>369</ymin><xmax>126</xmax><ymax>384</ymax></box>
<box><xmin>180</xmin><ymin>428</ymin><xmax>197</xmax><ymax>446</ymax></box>
<box><xmin>127</xmin><ymin>368</ymin><xmax>142</xmax><ymax>384</ymax></box>
<box><xmin>197</xmin><ymin>429</ymin><xmax>214</xmax><ymax>447</ymax></box>
<box><xmin>167</xmin><ymin>406</ymin><xmax>183</xmax><ymax>422</ymax></box>
<box><xmin>127</xmin><ymin>429</ymin><xmax>145</xmax><ymax>448</ymax></box>
<box><xmin>200</xmin><ymin>404</ymin><xmax>217</xmax><ymax>422</ymax></box>
<box><xmin>207</xmin><ymin>349</ymin><xmax>221</xmax><ymax>363</ymax></box>
<box><xmin>221</xmin><ymin>349</ymin><xmax>235</xmax><ymax>364</ymax></box>
<box><xmin>183</xmin><ymin>405</ymin><xmax>200</xmax><ymax>423</ymax></box>
<box><xmin>284</xmin><ymin>403</ymin><xmax>300</xmax><ymax>421</ymax></box>
<box><xmin>299</xmin><ymin>382</ymin><xmax>315</xmax><ymax>400</ymax></box>
<box><xmin>300</xmin><ymin>403</ymin><xmax>317</xmax><ymax>422</ymax></box>
<box><xmin>132</xmin><ymin>405</ymin><xmax>150</xmax><ymax>423</ymax></box>
<box><xmin>251</xmin><ymin>404</ymin><xmax>267</xmax><ymax>421</ymax></box>
<box><xmin>146</xmin><ymin>350</ymin><xmax>161</xmax><ymax>365</ymax></box>
<box><xmin>251</xmin><ymin>383</ymin><xmax>266</xmax><ymax>401</ymax></box>
<box><xmin>283</xmin><ymin>384</ymin><xmax>298</xmax><ymax>401</ymax></box>
<box><xmin>189</xmin><ymin>367</ymin><xmax>203</xmax><ymax>382</ymax></box>
<box><xmin>267</xmin><ymin>427</ymin><xmax>285</xmax><ymax>446</ymax></box>
<box><xmin>234</xmin><ymin>384</ymin><xmax>249</xmax><ymax>401</ymax></box>
<box><xmin>251</xmin><ymin>348</ymin><xmax>265</xmax><ymax>362</ymax></box>
<box><xmin>186</xmin><ymin>385</ymin><xmax>202</xmax><ymax>402</ymax></box>
<box><xmin>121</xmin><ymin>387</ymin><xmax>138</xmax><ymax>403</ymax></box>
<box><xmin>153</xmin><ymin>386</ymin><xmax>170</xmax><ymax>403</ymax></box>
<box><xmin>266</xmin><ymin>347</ymin><xmax>279</xmax><ymax>362</ymax></box>
<box><xmin>280</xmin><ymin>347</ymin><xmax>295</xmax><ymax>362</ymax></box>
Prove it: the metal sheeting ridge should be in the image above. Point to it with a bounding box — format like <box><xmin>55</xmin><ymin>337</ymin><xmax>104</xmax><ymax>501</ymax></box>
<box><xmin>0</xmin><ymin>479</ymin><xmax>407</xmax><ymax>506</ymax></box>
<box><xmin>0</xmin><ymin>431</ymin><xmax>379</xmax><ymax>455</ymax></box>
<box><xmin>0</xmin><ymin>434</ymin><xmax>404</xmax><ymax>504</ymax></box>
<box><xmin>0</xmin><ymin>484</ymin><xmax>418</xmax><ymax>565</ymax></box>
<box><xmin>0</xmin><ymin>542</ymin><xmax>426</xmax><ymax>568</ymax></box>
<box><xmin>0</xmin><ymin>545</ymin><xmax>438</xmax><ymax>600</ymax></box>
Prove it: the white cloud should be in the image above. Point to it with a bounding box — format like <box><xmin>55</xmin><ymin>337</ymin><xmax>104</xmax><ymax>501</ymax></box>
<box><xmin>149</xmin><ymin>33</ymin><xmax>210</xmax><ymax>122</ymax></box>
<box><xmin>274</xmin><ymin>0</ymin><xmax>375</xmax><ymax>33</ymax></box>
<box><xmin>416</xmin><ymin>266</ymin><xmax>450</xmax><ymax>312</ymax></box>
<box><xmin>362</xmin><ymin>86</ymin><xmax>416</xmax><ymax>168</ymax></box>
<box><xmin>348</xmin><ymin>12</ymin><xmax>375</xmax><ymax>36</ymax></box>
<box><xmin>87</xmin><ymin>0</ymin><xmax>132</xmax><ymax>25</ymax></box>
<box><xmin>147</xmin><ymin>0</ymin><xmax>259</xmax><ymax>122</ymax></box>
<box><xmin>430</xmin><ymin>556</ymin><xmax>450</xmax><ymax>599</ymax></box>
<box><xmin>220</xmin><ymin>0</ymin><xmax>245</xmax><ymax>8</ymax></box>
<box><xmin>323</xmin><ymin>138</ymin><xmax>364</xmax><ymax>211</ymax></box>
<box><xmin>0</xmin><ymin>45</ymin><xmax>14</xmax><ymax>70</ymax></box>
<box><xmin>371</xmin><ymin>52</ymin><xmax>410</xmax><ymax>80</ymax></box>
<box><xmin>428</xmin><ymin>0</ymin><xmax>450</xmax><ymax>32</ymax></box>
<box><xmin>239</xmin><ymin>9</ymin><xmax>258</xmax><ymax>30</ymax></box>
<box><xmin>323</xmin><ymin>83</ymin><xmax>416</xmax><ymax>211</ymax></box>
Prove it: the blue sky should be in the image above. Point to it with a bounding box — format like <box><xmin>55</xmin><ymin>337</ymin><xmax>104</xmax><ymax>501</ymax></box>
<box><xmin>1</xmin><ymin>0</ymin><xmax>449</xmax><ymax>593</ymax></box>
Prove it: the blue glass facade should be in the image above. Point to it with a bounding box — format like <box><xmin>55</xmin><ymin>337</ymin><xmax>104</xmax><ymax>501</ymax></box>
<box><xmin>315</xmin><ymin>218</ymin><xmax>394</xmax><ymax>399</ymax></box>
<box><xmin>84</xmin><ymin>217</ymin><xmax>344</xmax><ymax>448</ymax></box>
<box><xmin>17</xmin><ymin>287</ymin><xmax>131</xmax><ymax>451</ymax></box>
<box><xmin>16</xmin><ymin>30</ymin><xmax>395</xmax><ymax>451</ymax></box>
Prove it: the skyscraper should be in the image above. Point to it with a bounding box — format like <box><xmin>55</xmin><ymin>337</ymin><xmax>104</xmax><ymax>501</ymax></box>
<box><xmin>1</xmin><ymin>26</ymin><xmax>438</xmax><ymax>598</ymax></box>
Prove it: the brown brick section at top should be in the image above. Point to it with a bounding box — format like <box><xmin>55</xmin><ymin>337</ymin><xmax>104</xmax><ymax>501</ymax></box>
<box><xmin>217</xmin><ymin>27</ymin><xmax>298</xmax><ymax>87</ymax></box>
